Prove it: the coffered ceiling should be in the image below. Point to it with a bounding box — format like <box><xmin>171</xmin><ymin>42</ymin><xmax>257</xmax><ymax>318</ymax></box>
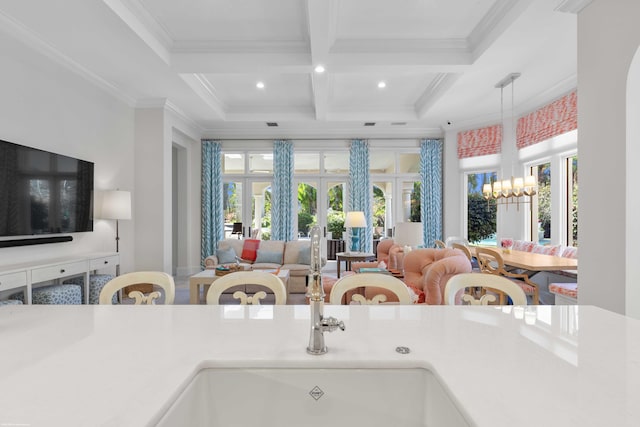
<box><xmin>0</xmin><ymin>0</ymin><xmax>581</xmax><ymax>138</ymax></box>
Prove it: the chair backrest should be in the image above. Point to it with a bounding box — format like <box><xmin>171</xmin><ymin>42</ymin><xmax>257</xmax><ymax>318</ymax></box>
<box><xmin>329</xmin><ymin>273</ymin><xmax>412</xmax><ymax>305</ymax></box>
<box><xmin>475</xmin><ymin>247</ymin><xmax>506</xmax><ymax>274</ymax></box>
<box><xmin>434</xmin><ymin>239</ymin><xmax>446</xmax><ymax>249</ymax></box>
<box><xmin>444</xmin><ymin>273</ymin><xmax>527</xmax><ymax>305</ymax></box>
<box><xmin>99</xmin><ymin>272</ymin><xmax>175</xmax><ymax>305</ymax></box>
<box><xmin>206</xmin><ymin>271</ymin><xmax>287</xmax><ymax>305</ymax></box>
<box><xmin>451</xmin><ymin>243</ymin><xmax>472</xmax><ymax>262</ymax></box>
<box><xmin>445</xmin><ymin>236</ymin><xmax>469</xmax><ymax>248</ymax></box>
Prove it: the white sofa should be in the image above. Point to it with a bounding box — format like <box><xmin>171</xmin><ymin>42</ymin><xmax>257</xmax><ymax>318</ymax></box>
<box><xmin>204</xmin><ymin>238</ymin><xmax>312</xmax><ymax>294</ymax></box>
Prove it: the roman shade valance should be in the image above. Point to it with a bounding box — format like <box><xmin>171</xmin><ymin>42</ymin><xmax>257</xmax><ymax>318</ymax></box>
<box><xmin>457</xmin><ymin>124</ymin><xmax>502</xmax><ymax>159</ymax></box>
<box><xmin>517</xmin><ymin>90</ymin><xmax>577</xmax><ymax>149</ymax></box>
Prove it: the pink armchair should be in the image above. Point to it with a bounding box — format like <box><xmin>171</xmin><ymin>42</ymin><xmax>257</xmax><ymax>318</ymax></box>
<box><xmin>401</xmin><ymin>248</ymin><xmax>472</xmax><ymax>305</ymax></box>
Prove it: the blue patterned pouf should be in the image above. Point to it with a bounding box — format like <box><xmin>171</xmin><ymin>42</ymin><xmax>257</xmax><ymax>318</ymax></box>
<box><xmin>11</xmin><ymin>284</ymin><xmax>83</xmax><ymax>305</ymax></box>
<box><xmin>0</xmin><ymin>300</ymin><xmax>23</xmax><ymax>306</ymax></box>
<box><xmin>64</xmin><ymin>274</ymin><xmax>116</xmax><ymax>304</ymax></box>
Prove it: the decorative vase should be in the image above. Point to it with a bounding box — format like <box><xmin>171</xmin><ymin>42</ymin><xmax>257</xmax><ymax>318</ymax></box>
<box><xmin>500</xmin><ymin>238</ymin><xmax>514</xmax><ymax>254</ymax></box>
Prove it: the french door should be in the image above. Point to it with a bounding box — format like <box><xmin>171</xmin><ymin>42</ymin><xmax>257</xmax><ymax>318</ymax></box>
<box><xmin>223</xmin><ymin>178</ymin><xmax>272</xmax><ymax>240</ymax></box>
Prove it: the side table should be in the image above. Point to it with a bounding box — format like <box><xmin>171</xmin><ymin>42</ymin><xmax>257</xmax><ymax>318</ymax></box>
<box><xmin>335</xmin><ymin>252</ymin><xmax>376</xmax><ymax>278</ymax></box>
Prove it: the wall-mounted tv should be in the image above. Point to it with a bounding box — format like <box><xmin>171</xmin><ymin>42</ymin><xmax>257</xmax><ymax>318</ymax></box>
<box><xmin>0</xmin><ymin>139</ymin><xmax>94</xmax><ymax>237</ymax></box>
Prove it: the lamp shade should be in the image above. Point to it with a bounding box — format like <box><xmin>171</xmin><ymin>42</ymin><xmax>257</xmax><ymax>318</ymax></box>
<box><xmin>394</xmin><ymin>222</ymin><xmax>423</xmax><ymax>247</ymax></box>
<box><xmin>100</xmin><ymin>190</ymin><xmax>131</xmax><ymax>220</ymax></box>
<box><xmin>345</xmin><ymin>211</ymin><xmax>366</xmax><ymax>228</ymax></box>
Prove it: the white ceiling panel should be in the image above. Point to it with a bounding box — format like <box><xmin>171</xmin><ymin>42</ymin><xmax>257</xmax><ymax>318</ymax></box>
<box><xmin>334</xmin><ymin>0</ymin><xmax>497</xmax><ymax>39</ymax></box>
<box><xmin>0</xmin><ymin>0</ymin><xmax>578</xmax><ymax>138</ymax></box>
<box><xmin>140</xmin><ymin>0</ymin><xmax>308</xmax><ymax>41</ymax></box>
<box><xmin>203</xmin><ymin>73</ymin><xmax>313</xmax><ymax>107</ymax></box>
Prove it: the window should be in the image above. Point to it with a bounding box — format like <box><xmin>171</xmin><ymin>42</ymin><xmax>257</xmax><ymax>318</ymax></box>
<box><xmin>532</xmin><ymin>162</ymin><xmax>551</xmax><ymax>244</ymax></box>
<box><xmin>467</xmin><ymin>172</ymin><xmax>497</xmax><ymax>244</ymax></box>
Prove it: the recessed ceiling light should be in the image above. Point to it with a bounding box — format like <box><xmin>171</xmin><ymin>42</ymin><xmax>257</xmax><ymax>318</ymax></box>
<box><xmin>377</xmin><ymin>81</ymin><xmax>386</xmax><ymax>89</ymax></box>
<box><xmin>256</xmin><ymin>81</ymin><xmax>265</xmax><ymax>89</ymax></box>
<box><xmin>314</xmin><ymin>65</ymin><xmax>325</xmax><ymax>73</ymax></box>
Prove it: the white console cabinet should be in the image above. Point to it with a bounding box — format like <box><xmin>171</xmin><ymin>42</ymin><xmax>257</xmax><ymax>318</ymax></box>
<box><xmin>0</xmin><ymin>252</ymin><xmax>119</xmax><ymax>304</ymax></box>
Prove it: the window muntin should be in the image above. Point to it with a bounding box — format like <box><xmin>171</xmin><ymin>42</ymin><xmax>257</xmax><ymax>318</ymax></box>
<box><xmin>223</xmin><ymin>153</ymin><xmax>244</xmax><ymax>174</ymax></box>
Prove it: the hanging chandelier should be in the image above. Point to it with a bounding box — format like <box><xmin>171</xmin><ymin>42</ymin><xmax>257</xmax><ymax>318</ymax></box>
<box><xmin>482</xmin><ymin>72</ymin><xmax>537</xmax><ymax>209</ymax></box>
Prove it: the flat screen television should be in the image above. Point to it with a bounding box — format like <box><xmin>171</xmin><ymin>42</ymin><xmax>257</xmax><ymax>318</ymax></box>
<box><xmin>0</xmin><ymin>139</ymin><xmax>94</xmax><ymax>237</ymax></box>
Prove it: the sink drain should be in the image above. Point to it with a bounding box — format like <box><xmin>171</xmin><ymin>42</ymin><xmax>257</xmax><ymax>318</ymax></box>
<box><xmin>395</xmin><ymin>346</ymin><xmax>411</xmax><ymax>354</ymax></box>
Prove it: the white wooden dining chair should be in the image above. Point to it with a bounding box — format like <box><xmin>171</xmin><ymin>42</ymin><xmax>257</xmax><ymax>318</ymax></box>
<box><xmin>206</xmin><ymin>271</ymin><xmax>287</xmax><ymax>305</ymax></box>
<box><xmin>99</xmin><ymin>271</ymin><xmax>175</xmax><ymax>305</ymax></box>
<box><xmin>475</xmin><ymin>247</ymin><xmax>539</xmax><ymax>304</ymax></box>
<box><xmin>444</xmin><ymin>273</ymin><xmax>527</xmax><ymax>305</ymax></box>
<box><xmin>329</xmin><ymin>273</ymin><xmax>412</xmax><ymax>305</ymax></box>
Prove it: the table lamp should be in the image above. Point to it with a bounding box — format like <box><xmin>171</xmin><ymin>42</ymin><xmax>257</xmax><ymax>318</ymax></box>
<box><xmin>345</xmin><ymin>211</ymin><xmax>366</xmax><ymax>253</ymax></box>
<box><xmin>394</xmin><ymin>222</ymin><xmax>423</xmax><ymax>252</ymax></box>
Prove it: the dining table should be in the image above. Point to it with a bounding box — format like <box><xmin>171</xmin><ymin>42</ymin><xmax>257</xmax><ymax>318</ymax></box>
<box><xmin>470</xmin><ymin>246</ymin><xmax>577</xmax><ymax>272</ymax></box>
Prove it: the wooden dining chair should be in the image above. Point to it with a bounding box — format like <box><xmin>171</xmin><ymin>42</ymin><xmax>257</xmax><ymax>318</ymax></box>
<box><xmin>434</xmin><ymin>239</ymin><xmax>446</xmax><ymax>249</ymax></box>
<box><xmin>206</xmin><ymin>271</ymin><xmax>287</xmax><ymax>305</ymax></box>
<box><xmin>474</xmin><ymin>247</ymin><xmax>539</xmax><ymax>305</ymax></box>
<box><xmin>99</xmin><ymin>271</ymin><xmax>175</xmax><ymax>305</ymax></box>
<box><xmin>329</xmin><ymin>273</ymin><xmax>413</xmax><ymax>305</ymax></box>
<box><xmin>444</xmin><ymin>273</ymin><xmax>527</xmax><ymax>305</ymax></box>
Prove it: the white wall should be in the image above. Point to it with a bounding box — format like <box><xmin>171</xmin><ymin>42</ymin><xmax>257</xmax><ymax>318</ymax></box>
<box><xmin>578</xmin><ymin>0</ymin><xmax>640</xmax><ymax>314</ymax></box>
<box><xmin>626</xmin><ymin>47</ymin><xmax>640</xmax><ymax>319</ymax></box>
<box><xmin>0</xmin><ymin>34</ymin><xmax>135</xmax><ymax>271</ymax></box>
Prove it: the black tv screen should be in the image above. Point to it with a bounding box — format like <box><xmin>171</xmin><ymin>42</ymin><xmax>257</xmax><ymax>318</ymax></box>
<box><xmin>0</xmin><ymin>139</ymin><xmax>94</xmax><ymax>237</ymax></box>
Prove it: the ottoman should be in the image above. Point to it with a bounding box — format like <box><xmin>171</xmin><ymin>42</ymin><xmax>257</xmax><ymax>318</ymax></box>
<box><xmin>64</xmin><ymin>274</ymin><xmax>116</xmax><ymax>304</ymax></box>
<box><xmin>0</xmin><ymin>300</ymin><xmax>23</xmax><ymax>306</ymax></box>
<box><xmin>11</xmin><ymin>284</ymin><xmax>82</xmax><ymax>305</ymax></box>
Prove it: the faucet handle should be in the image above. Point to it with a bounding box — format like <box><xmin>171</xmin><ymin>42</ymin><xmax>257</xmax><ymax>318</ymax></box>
<box><xmin>323</xmin><ymin>316</ymin><xmax>345</xmax><ymax>332</ymax></box>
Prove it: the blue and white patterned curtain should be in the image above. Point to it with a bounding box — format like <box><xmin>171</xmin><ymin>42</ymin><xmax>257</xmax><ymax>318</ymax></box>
<box><xmin>271</xmin><ymin>140</ymin><xmax>295</xmax><ymax>241</ymax></box>
<box><xmin>201</xmin><ymin>140</ymin><xmax>224</xmax><ymax>267</ymax></box>
<box><xmin>420</xmin><ymin>139</ymin><xmax>443</xmax><ymax>248</ymax></box>
<box><xmin>348</xmin><ymin>139</ymin><xmax>373</xmax><ymax>253</ymax></box>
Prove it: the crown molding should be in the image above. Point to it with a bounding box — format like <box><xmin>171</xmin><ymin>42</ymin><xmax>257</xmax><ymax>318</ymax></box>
<box><xmin>554</xmin><ymin>0</ymin><xmax>594</xmax><ymax>13</ymax></box>
<box><xmin>468</xmin><ymin>0</ymin><xmax>532</xmax><ymax>60</ymax></box>
<box><xmin>0</xmin><ymin>9</ymin><xmax>136</xmax><ymax>107</ymax></box>
<box><xmin>103</xmin><ymin>0</ymin><xmax>173</xmax><ymax>63</ymax></box>
<box><xmin>201</xmin><ymin>125</ymin><xmax>442</xmax><ymax>140</ymax></box>
<box><xmin>171</xmin><ymin>39</ymin><xmax>308</xmax><ymax>54</ymax></box>
<box><xmin>415</xmin><ymin>73</ymin><xmax>462</xmax><ymax>119</ymax></box>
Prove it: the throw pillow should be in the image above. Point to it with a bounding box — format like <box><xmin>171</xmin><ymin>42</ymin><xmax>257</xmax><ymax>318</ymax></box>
<box><xmin>217</xmin><ymin>246</ymin><xmax>237</xmax><ymax>264</ymax></box>
<box><xmin>241</xmin><ymin>239</ymin><xmax>261</xmax><ymax>262</ymax></box>
<box><xmin>297</xmin><ymin>247</ymin><xmax>311</xmax><ymax>265</ymax></box>
<box><xmin>254</xmin><ymin>249</ymin><xmax>283</xmax><ymax>264</ymax></box>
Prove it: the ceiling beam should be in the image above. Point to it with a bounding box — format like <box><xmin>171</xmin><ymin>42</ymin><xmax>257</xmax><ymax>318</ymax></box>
<box><xmin>102</xmin><ymin>0</ymin><xmax>172</xmax><ymax>65</ymax></box>
<box><xmin>415</xmin><ymin>73</ymin><xmax>462</xmax><ymax>119</ymax></box>
<box><xmin>306</xmin><ymin>0</ymin><xmax>337</xmax><ymax>120</ymax></box>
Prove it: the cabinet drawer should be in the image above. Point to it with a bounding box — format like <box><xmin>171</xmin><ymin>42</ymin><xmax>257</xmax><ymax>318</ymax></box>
<box><xmin>31</xmin><ymin>261</ymin><xmax>88</xmax><ymax>283</ymax></box>
<box><xmin>89</xmin><ymin>255</ymin><xmax>119</xmax><ymax>271</ymax></box>
<box><xmin>0</xmin><ymin>271</ymin><xmax>27</xmax><ymax>291</ymax></box>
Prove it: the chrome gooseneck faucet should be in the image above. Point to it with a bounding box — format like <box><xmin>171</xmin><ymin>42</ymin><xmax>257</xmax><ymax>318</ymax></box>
<box><xmin>306</xmin><ymin>226</ymin><xmax>345</xmax><ymax>355</ymax></box>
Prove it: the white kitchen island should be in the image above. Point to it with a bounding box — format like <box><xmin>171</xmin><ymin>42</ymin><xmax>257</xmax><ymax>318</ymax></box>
<box><xmin>0</xmin><ymin>304</ymin><xmax>638</xmax><ymax>426</ymax></box>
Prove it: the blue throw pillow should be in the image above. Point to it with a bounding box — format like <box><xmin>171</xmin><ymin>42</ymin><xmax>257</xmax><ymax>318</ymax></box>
<box><xmin>254</xmin><ymin>249</ymin><xmax>283</xmax><ymax>264</ymax></box>
<box><xmin>217</xmin><ymin>246</ymin><xmax>237</xmax><ymax>264</ymax></box>
<box><xmin>297</xmin><ymin>247</ymin><xmax>311</xmax><ymax>264</ymax></box>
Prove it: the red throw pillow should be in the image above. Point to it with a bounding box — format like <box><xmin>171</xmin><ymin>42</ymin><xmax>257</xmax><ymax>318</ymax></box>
<box><xmin>241</xmin><ymin>239</ymin><xmax>261</xmax><ymax>262</ymax></box>
<box><xmin>406</xmin><ymin>284</ymin><xmax>425</xmax><ymax>304</ymax></box>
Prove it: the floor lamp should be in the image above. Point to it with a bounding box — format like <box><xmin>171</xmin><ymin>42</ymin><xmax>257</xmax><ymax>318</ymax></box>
<box><xmin>345</xmin><ymin>211</ymin><xmax>366</xmax><ymax>253</ymax></box>
<box><xmin>100</xmin><ymin>190</ymin><xmax>131</xmax><ymax>276</ymax></box>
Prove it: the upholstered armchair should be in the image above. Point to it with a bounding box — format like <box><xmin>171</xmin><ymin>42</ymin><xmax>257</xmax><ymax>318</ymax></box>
<box><xmin>401</xmin><ymin>248</ymin><xmax>472</xmax><ymax>305</ymax></box>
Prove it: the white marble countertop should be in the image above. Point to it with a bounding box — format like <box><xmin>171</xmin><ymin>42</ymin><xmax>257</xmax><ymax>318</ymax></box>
<box><xmin>0</xmin><ymin>304</ymin><xmax>638</xmax><ymax>426</ymax></box>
